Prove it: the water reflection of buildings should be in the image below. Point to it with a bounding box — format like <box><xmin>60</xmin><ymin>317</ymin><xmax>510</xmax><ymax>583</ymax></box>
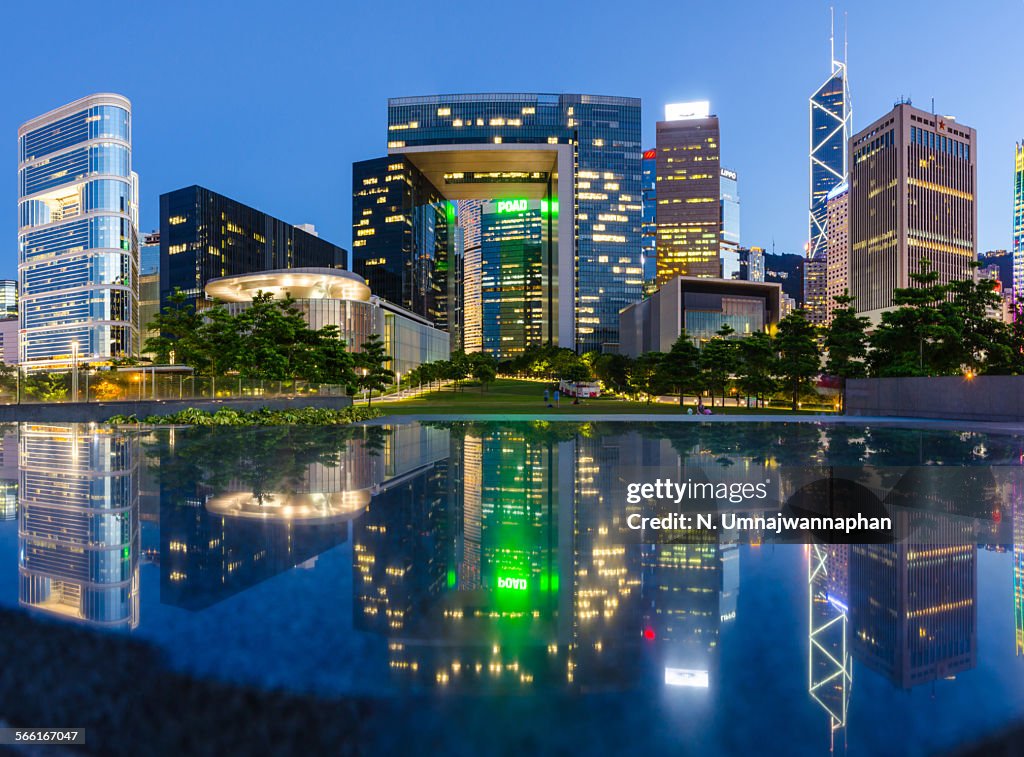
<box><xmin>0</xmin><ymin>429</ymin><xmax>18</xmax><ymax>521</ymax></box>
<box><xmin>1015</xmin><ymin>501</ymin><xmax>1023</xmax><ymax>657</ymax></box>
<box><xmin>356</xmin><ymin>426</ymin><xmax>569</xmax><ymax>689</ymax></box>
<box><xmin>808</xmin><ymin>544</ymin><xmax>852</xmax><ymax>746</ymax></box>
<box><xmin>850</xmin><ymin>537</ymin><xmax>977</xmax><ymax>689</ymax></box>
<box><xmin>18</xmin><ymin>425</ymin><xmax>140</xmax><ymax>629</ymax></box>
<box><xmin>160</xmin><ymin>425</ymin><xmax>447</xmax><ymax>611</ymax></box>
<box><xmin>354</xmin><ymin>427</ymin><xmax>748</xmax><ymax>692</ymax></box>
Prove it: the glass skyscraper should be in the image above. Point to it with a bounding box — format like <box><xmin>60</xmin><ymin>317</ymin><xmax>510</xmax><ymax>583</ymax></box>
<box><xmin>641</xmin><ymin>149</ymin><xmax>657</xmax><ymax>289</ymax></box>
<box><xmin>1013</xmin><ymin>142</ymin><xmax>1023</xmax><ymax>302</ymax></box>
<box><xmin>719</xmin><ymin>168</ymin><xmax>741</xmax><ymax>279</ymax></box>
<box><xmin>808</xmin><ymin>38</ymin><xmax>851</xmax><ymax>260</ymax></box>
<box><xmin>160</xmin><ymin>185</ymin><xmax>347</xmax><ymax>310</ymax></box>
<box><xmin>0</xmin><ymin>280</ymin><xmax>17</xmax><ymax>320</ymax></box>
<box><xmin>18</xmin><ymin>94</ymin><xmax>139</xmax><ymax>369</ymax></box>
<box><xmin>354</xmin><ymin>92</ymin><xmax>643</xmax><ymax>354</ymax></box>
<box><xmin>480</xmin><ymin>199</ymin><xmax>546</xmax><ymax>357</ymax></box>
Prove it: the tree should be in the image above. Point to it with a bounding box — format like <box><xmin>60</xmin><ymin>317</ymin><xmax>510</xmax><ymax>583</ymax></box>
<box><xmin>592</xmin><ymin>353</ymin><xmax>632</xmax><ymax>394</ymax></box>
<box><xmin>311</xmin><ymin>326</ymin><xmax>357</xmax><ymax>386</ymax></box>
<box><xmin>143</xmin><ymin>288</ymin><xmax>208</xmax><ymax>371</ymax></box>
<box><xmin>447</xmin><ymin>350</ymin><xmax>472</xmax><ymax>390</ymax></box>
<box><xmin>658</xmin><ymin>332</ymin><xmax>700</xmax><ymax>406</ymax></box>
<box><xmin>775</xmin><ymin>310</ymin><xmax>821</xmax><ymax>411</ymax></box>
<box><xmin>823</xmin><ymin>290</ymin><xmax>869</xmax><ymax>412</ymax></box>
<box><xmin>736</xmin><ymin>331</ymin><xmax>777</xmax><ymax>408</ymax></box>
<box><xmin>629</xmin><ymin>352</ymin><xmax>664</xmax><ymax>404</ymax></box>
<box><xmin>470</xmin><ymin>355</ymin><xmax>497</xmax><ymax>391</ymax></box>
<box><xmin>24</xmin><ymin>372</ymin><xmax>69</xmax><ymax>402</ymax></box>
<box><xmin>354</xmin><ymin>334</ymin><xmax>393</xmax><ymax>407</ymax></box>
<box><xmin>233</xmin><ymin>293</ymin><xmax>314</xmax><ymax>380</ymax></box>
<box><xmin>869</xmin><ymin>259</ymin><xmax>959</xmax><ymax>377</ymax></box>
<box><xmin>943</xmin><ymin>265</ymin><xmax>1012</xmax><ymax>374</ymax></box>
<box><xmin>698</xmin><ymin>324</ymin><xmax>739</xmax><ymax>407</ymax></box>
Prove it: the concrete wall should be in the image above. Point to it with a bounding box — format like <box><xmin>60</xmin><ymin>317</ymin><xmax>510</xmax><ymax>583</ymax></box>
<box><xmin>0</xmin><ymin>395</ymin><xmax>352</xmax><ymax>423</ymax></box>
<box><xmin>846</xmin><ymin>376</ymin><xmax>1024</xmax><ymax>422</ymax></box>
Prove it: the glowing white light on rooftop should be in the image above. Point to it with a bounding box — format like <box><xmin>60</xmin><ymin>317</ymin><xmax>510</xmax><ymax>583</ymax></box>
<box><xmin>665</xmin><ymin>101</ymin><xmax>710</xmax><ymax>121</ymax></box>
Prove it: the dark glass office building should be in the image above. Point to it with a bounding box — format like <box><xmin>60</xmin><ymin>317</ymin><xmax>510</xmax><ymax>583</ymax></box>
<box><xmin>351</xmin><ymin>157</ymin><xmax>453</xmax><ymax>331</ymax></box>
<box><xmin>354</xmin><ymin>92</ymin><xmax>643</xmax><ymax>354</ymax></box>
<box><xmin>160</xmin><ymin>185</ymin><xmax>347</xmax><ymax>308</ymax></box>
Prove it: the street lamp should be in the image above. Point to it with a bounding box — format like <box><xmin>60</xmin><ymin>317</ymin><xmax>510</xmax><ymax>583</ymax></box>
<box><xmin>70</xmin><ymin>340</ymin><xmax>79</xmax><ymax>402</ymax></box>
<box><xmin>397</xmin><ymin>370</ymin><xmax>402</xmax><ymax>396</ymax></box>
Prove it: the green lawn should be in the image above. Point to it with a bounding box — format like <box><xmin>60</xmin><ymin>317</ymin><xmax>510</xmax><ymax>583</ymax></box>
<box><xmin>370</xmin><ymin>378</ymin><xmax>835</xmax><ymax>416</ymax></box>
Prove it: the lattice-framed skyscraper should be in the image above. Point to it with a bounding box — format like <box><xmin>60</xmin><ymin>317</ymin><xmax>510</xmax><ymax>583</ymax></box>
<box><xmin>809</xmin><ymin>16</ymin><xmax>851</xmax><ymax>262</ymax></box>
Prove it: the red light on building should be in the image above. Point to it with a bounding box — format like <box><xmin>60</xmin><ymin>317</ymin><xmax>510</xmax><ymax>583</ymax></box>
<box><xmin>642</xmin><ymin>149</ymin><xmax>656</xmax><ymax>160</ymax></box>
<box><xmin>643</xmin><ymin>627</ymin><xmax>656</xmax><ymax>640</ymax></box>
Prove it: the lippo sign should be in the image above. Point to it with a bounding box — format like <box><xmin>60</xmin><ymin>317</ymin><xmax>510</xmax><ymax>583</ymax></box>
<box><xmin>496</xmin><ymin>576</ymin><xmax>528</xmax><ymax>591</ymax></box>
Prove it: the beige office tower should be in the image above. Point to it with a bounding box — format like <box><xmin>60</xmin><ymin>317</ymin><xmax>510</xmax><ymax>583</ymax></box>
<box><xmin>459</xmin><ymin>200</ymin><xmax>483</xmax><ymax>352</ymax></box>
<box><xmin>824</xmin><ymin>182</ymin><xmax>849</xmax><ymax>323</ymax></box>
<box><xmin>849</xmin><ymin>102</ymin><xmax>977</xmax><ymax>322</ymax></box>
<box><xmin>655</xmin><ymin>102</ymin><xmax>722</xmax><ymax>282</ymax></box>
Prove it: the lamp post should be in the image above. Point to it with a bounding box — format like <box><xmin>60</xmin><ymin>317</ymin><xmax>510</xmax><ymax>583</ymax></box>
<box><xmin>70</xmin><ymin>340</ymin><xmax>79</xmax><ymax>402</ymax></box>
<box><xmin>397</xmin><ymin>370</ymin><xmax>402</xmax><ymax>397</ymax></box>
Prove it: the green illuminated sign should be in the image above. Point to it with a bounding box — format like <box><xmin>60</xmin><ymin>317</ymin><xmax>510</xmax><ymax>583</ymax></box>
<box><xmin>540</xmin><ymin>199</ymin><xmax>559</xmax><ymax>216</ymax></box>
<box><xmin>497</xmin><ymin>576</ymin><xmax>528</xmax><ymax>591</ymax></box>
<box><xmin>496</xmin><ymin>199</ymin><xmax>528</xmax><ymax>214</ymax></box>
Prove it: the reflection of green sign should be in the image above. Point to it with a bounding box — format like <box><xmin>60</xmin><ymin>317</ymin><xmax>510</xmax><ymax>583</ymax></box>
<box><xmin>497</xmin><ymin>576</ymin><xmax>528</xmax><ymax>591</ymax></box>
<box><xmin>496</xmin><ymin>199</ymin><xmax>528</xmax><ymax>214</ymax></box>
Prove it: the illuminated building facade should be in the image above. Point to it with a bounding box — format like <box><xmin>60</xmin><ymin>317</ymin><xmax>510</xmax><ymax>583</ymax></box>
<box><xmin>620</xmin><ymin>276</ymin><xmax>782</xmax><ymax>353</ymax></box>
<box><xmin>0</xmin><ymin>280</ymin><xmax>17</xmax><ymax>319</ymax></box>
<box><xmin>459</xmin><ymin>200</ymin><xmax>483</xmax><ymax>352</ymax></box>
<box><xmin>1014</xmin><ymin>143</ymin><xmax>1024</xmax><ymax>301</ymax></box>
<box><xmin>642</xmin><ymin>149</ymin><xmax>658</xmax><ymax>289</ymax></box>
<box><xmin>355</xmin><ymin>92</ymin><xmax>643</xmax><ymax>353</ymax></box>
<box><xmin>480</xmin><ymin>199</ymin><xmax>547</xmax><ymax>357</ymax></box>
<box><xmin>160</xmin><ymin>185</ymin><xmax>346</xmax><ymax>310</ymax></box>
<box><xmin>735</xmin><ymin>247</ymin><xmax>765</xmax><ymax>283</ymax></box>
<box><xmin>205</xmin><ymin>268</ymin><xmax>449</xmax><ymax>374</ymax></box>
<box><xmin>1015</xmin><ymin>500</ymin><xmax>1023</xmax><ymax>656</ymax></box>
<box><xmin>850</xmin><ymin>539</ymin><xmax>977</xmax><ymax>688</ymax></box>
<box><xmin>804</xmin><ymin>257</ymin><xmax>828</xmax><ymax>326</ymax></box>
<box><xmin>720</xmin><ymin>169</ymin><xmax>741</xmax><ymax>279</ymax></box>
<box><xmin>139</xmin><ymin>232</ymin><xmax>160</xmax><ymax>354</ymax></box>
<box><xmin>18</xmin><ymin>94</ymin><xmax>139</xmax><ymax>369</ymax></box>
<box><xmin>18</xmin><ymin>425</ymin><xmax>139</xmax><ymax>629</ymax></box>
<box><xmin>655</xmin><ymin>102</ymin><xmax>722</xmax><ymax>281</ymax></box>
<box><xmin>351</xmin><ymin>157</ymin><xmax>452</xmax><ymax>330</ymax></box>
<box><xmin>824</xmin><ymin>182</ymin><xmax>850</xmax><ymax>323</ymax></box>
<box><xmin>849</xmin><ymin>103</ymin><xmax>977</xmax><ymax>322</ymax></box>
<box><xmin>808</xmin><ymin>30</ymin><xmax>851</xmax><ymax>261</ymax></box>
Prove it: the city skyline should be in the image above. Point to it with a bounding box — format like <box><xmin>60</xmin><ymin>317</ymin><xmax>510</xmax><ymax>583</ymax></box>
<box><xmin>2</xmin><ymin>0</ymin><xmax>1021</xmax><ymax>282</ymax></box>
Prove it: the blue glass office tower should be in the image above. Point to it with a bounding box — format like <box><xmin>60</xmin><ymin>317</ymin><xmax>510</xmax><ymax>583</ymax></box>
<box><xmin>641</xmin><ymin>149</ymin><xmax>657</xmax><ymax>289</ymax></box>
<box><xmin>370</xmin><ymin>93</ymin><xmax>643</xmax><ymax>354</ymax></box>
<box><xmin>808</xmin><ymin>34</ymin><xmax>851</xmax><ymax>260</ymax></box>
<box><xmin>18</xmin><ymin>94</ymin><xmax>139</xmax><ymax>369</ymax></box>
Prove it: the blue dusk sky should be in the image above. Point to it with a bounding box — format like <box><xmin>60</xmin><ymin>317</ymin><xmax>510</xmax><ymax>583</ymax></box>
<box><xmin>1</xmin><ymin>0</ymin><xmax>1020</xmax><ymax>278</ymax></box>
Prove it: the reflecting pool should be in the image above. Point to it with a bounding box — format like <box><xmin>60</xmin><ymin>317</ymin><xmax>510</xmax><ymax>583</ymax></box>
<box><xmin>0</xmin><ymin>420</ymin><xmax>1022</xmax><ymax>755</ymax></box>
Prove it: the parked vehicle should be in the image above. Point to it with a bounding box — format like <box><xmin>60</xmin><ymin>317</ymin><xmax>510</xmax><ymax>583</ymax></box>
<box><xmin>559</xmin><ymin>380</ymin><xmax>601</xmax><ymax>398</ymax></box>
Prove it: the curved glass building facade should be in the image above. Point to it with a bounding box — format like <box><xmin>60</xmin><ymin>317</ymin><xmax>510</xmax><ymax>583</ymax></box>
<box><xmin>355</xmin><ymin>92</ymin><xmax>643</xmax><ymax>355</ymax></box>
<box><xmin>18</xmin><ymin>94</ymin><xmax>139</xmax><ymax>369</ymax></box>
